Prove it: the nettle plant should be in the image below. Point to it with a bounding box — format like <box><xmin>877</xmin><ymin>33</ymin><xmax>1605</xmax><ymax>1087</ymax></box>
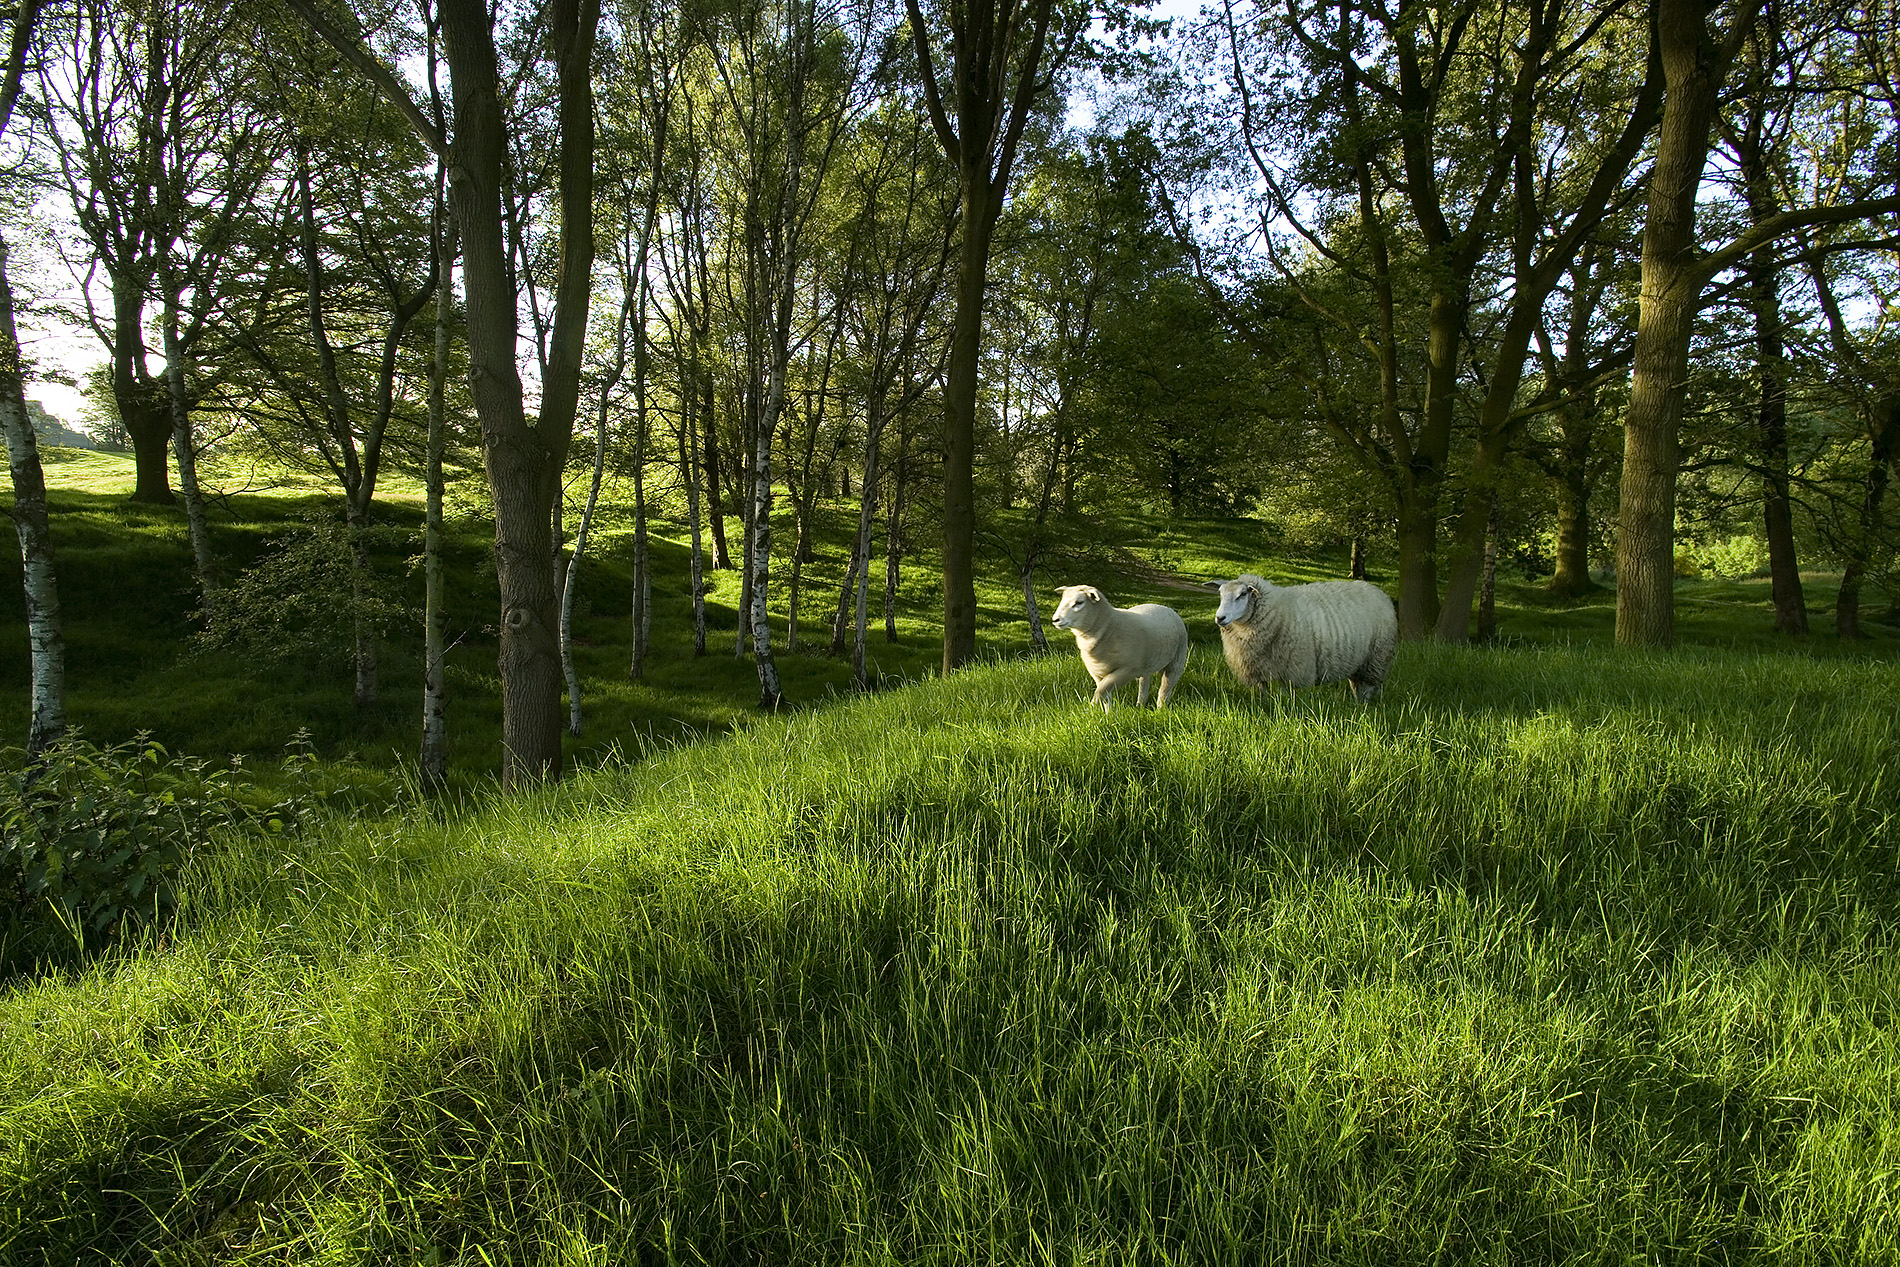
<box><xmin>2</xmin><ymin>732</ymin><xmax>320</xmax><ymax>945</ymax></box>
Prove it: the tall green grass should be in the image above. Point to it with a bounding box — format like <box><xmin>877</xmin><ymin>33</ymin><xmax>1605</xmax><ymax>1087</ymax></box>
<box><xmin>3</xmin><ymin>643</ymin><xmax>1896</xmax><ymax>1263</ymax></box>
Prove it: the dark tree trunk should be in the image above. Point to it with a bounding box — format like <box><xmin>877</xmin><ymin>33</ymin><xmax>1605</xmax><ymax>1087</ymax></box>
<box><xmin>1836</xmin><ymin>399</ymin><xmax>1899</xmax><ymax>638</ymax></box>
<box><xmin>681</xmin><ymin>415</ymin><xmax>708</xmax><ymax>657</ymax></box>
<box><xmin>113</xmin><ymin>285</ymin><xmax>176</xmax><ymax>507</ymax></box>
<box><xmin>1735</xmin><ymin>51</ymin><xmax>1806</xmax><ymax>636</ymax></box>
<box><xmin>904</xmin><ymin>0</ymin><xmax>1055</xmax><ymax>675</ymax></box>
<box><xmin>1549</xmin><ymin>412</ymin><xmax>1600</xmax><ymax>597</ymax></box>
<box><xmin>885</xmin><ymin>413</ymin><xmax>910</xmax><ymax>643</ymax></box>
<box><xmin>1477</xmin><ymin>498</ymin><xmax>1500</xmax><ymax>644</ymax></box>
<box><xmin>439</xmin><ymin>0</ymin><xmax>599</xmax><ymax>785</ymax></box>
<box><xmin>938</xmin><ymin>179</ymin><xmax>996</xmax><ymax>672</ymax></box>
<box><xmin>1754</xmin><ymin>263</ymin><xmax>1806</xmax><ymax>635</ymax></box>
<box><xmin>420</xmin><ymin>198</ymin><xmax>455</xmax><ymax>795</ymax></box>
<box><xmin>1616</xmin><ymin>0</ymin><xmax>1755</xmax><ymax>646</ymax></box>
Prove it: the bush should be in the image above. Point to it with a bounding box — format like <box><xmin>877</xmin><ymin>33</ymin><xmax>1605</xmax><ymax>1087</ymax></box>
<box><xmin>1</xmin><ymin>733</ymin><xmax>320</xmax><ymax>948</ymax></box>
<box><xmin>1677</xmin><ymin>532</ymin><xmax>1769</xmax><ymax>580</ymax></box>
<box><xmin>194</xmin><ymin>511</ymin><xmax>413</xmax><ymax>675</ymax></box>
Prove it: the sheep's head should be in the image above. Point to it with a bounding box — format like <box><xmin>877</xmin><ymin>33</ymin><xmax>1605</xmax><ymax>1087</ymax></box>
<box><xmin>1215</xmin><ymin>575</ymin><xmax>1270</xmax><ymax>629</ymax></box>
<box><xmin>1051</xmin><ymin>585</ymin><xmax>1104</xmax><ymax>631</ymax></box>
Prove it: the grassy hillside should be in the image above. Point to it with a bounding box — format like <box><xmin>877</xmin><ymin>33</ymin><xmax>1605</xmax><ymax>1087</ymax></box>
<box><xmin>0</xmin><ymin>449</ymin><xmax>1248</xmax><ymax>782</ymax></box>
<box><xmin>5</xmin><ymin>453</ymin><xmax>1900</xmax><ymax>1260</ymax></box>
<box><xmin>6</xmin><ymin>447</ymin><xmax>1895</xmax><ymax>789</ymax></box>
<box><xmin>2</xmin><ymin>644</ymin><xmax>1898</xmax><ymax>1262</ymax></box>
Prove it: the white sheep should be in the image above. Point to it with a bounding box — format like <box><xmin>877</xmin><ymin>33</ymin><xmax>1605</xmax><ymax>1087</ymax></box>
<box><xmin>1213</xmin><ymin>573</ymin><xmax>1397</xmax><ymax>701</ymax></box>
<box><xmin>1050</xmin><ymin>585</ymin><xmax>1190</xmax><ymax>710</ymax></box>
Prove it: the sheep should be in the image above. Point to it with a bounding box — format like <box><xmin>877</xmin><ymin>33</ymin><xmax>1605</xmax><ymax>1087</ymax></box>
<box><xmin>1050</xmin><ymin>585</ymin><xmax>1190</xmax><ymax>710</ymax></box>
<box><xmin>1213</xmin><ymin>573</ymin><xmax>1397</xmax><ymax>701</ymax></box>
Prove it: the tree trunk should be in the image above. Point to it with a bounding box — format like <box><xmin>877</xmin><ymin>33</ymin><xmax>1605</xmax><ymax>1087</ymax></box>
<box><xmin>885</xmin><ymin>412</ymin><xmax>910</xmax><ymax>642</ymax></box>
<box><xmin>939</xmin><ymin>178</ymin><xmax>997</xmax><ymax>673</ymax></box>
<box><xmin>1549</xmin><ymin>408</ymin><xmax>1600</xmax><ymax>596</ymax></box>
<box><xmin>630</xmin><ymin>280</ymin><xmax>653</xmax><ymax>680</ymax></box>
<box><xmin>836</xmin><ymin>402</ymin><xmax>882</xmax><ymax>659</ymax></box>
<box><xmin>1394</xmin><ymin>493</ymin><xmax>1439</xmax><ymax>640</ymax></box>
<box><xmin>1754</xmin><ymin>258</ymin><xmax>1806</xmax><ymax>634</ymax></box>
<box><xmin>852</xmin><ymin>416</ymin><xmax>884</xmax><ymax>689</ymax></box>
<box><xmin>1020</xmin><ymin>555</ymin><xmax>1049</xmax><ymax>654</ymax></box>
<box><xmin>703</xmin><ymin>399</ymin><xmax>733</xmax><ymax>570</ymax></box>
<box><xmin>682</xmin><ymin>408</ymin><xmax>708</xmax><ymax>658</ymax></box>
<box><xmin>748</xmin><ymin>403</ymin><xmax>783</xmax><ymax>707</ymax></box>
<box><xmin>1615</xmin><ymin>0</ymin><xmax>1750</xmax><ymax>647</ymax></box>
<box><xmin>348</xmin><ymin>504</ymin><xmax>378</xmax><ymax>708</ymax></box>
<box><xmin>1477</xmin><ymin>498</ymin><xmax>1500</xmax><ymax>644</ymax></box>
<box><xmin>1743</xmin><ymin>254</ymin><xmax>1805</xmax><ymax>634</ymax></box>
<box><xmin>1350</xmin><ymin>533</ymin><xmax>1367</xmax><ymax>580</ymax></box>
<box><xmin>1434</xmin><ymin>305</ymin><xmax>1544</xmax><ymax>641</ymax></box>
<box><xmin>1836</xmin><ymin>399</ymin><xmax>1899</xmax><ymax>638</ymax></box>
<box><xmin>420</xmin><ymin>206</ymin><xmax>454</xmax><ymax>795</ymax></box>
<box><xmin>113</xmin><ymin>284</ymin><xmax>175</xmax><ymax>506</ymax></box>
<box><xmin>0</xmin><ymin>234</ymin><xmax>66</xmax><ymax>754</ymax></box>
<box><xmin>160</xmin><ymin>282</ymin><xmax>216</xmax><ymax>607</ymax></box>
<box><xmin>439</xmin><ymin>0</ymin><xmax>598</xmax><ymax>785</ymax></box>
<box><xmin>561</xmin><ymin>328</ymin><xmax>614</xmax><ymax>736</ymax></box>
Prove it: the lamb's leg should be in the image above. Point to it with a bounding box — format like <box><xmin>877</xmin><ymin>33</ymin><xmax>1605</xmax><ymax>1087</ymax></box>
<box><xmin>1135</xmin><ymin>675</ymin><xmax>1151</xmax><ymax>708</ymax></box>
<box><xmin>1156</xmin><ymin>647</ymin><xmax>1188</xmax><ymax>708</ymax></box>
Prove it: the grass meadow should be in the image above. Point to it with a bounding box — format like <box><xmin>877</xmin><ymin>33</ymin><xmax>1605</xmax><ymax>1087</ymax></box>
<box><xmin>3</xmin><ymin>449</ymin><xmax>1899</xmax><ymax>1263</ymax></box>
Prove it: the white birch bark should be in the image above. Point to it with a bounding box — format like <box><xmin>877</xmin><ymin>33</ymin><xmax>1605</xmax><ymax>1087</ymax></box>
<box><xmin>0</xmin><ymin>235</ymin><xmax>66</xmax><ymax>753</ymax></box>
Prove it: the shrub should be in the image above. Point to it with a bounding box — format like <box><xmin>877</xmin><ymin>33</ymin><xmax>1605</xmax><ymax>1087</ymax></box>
<box><xmin>194</xmin><ymin>511</ymin><xmax>412</xmax><ymax>675</ymax></box>
<box><xmin>1</xmin><ymin>733</ymin><xmax>320</xmax><ymax>949</ymax></box>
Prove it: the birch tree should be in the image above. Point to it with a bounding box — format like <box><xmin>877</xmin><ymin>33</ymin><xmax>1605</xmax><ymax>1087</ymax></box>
<box><xmin>0</xmin><ymin>0</ymin><xmax>65</xmax><ymax>754</ymax></box>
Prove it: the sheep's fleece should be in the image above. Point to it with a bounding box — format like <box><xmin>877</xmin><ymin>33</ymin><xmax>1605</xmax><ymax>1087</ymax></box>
<box><xmin>1214</xmin><ymin>574</ymin><xmax>1397</xmax><ymax>700</ymax></box>
<box><xmin>1051</xmin><ymin>585</ymin><xmax>1189</xmax><ymax>709</ymax></box>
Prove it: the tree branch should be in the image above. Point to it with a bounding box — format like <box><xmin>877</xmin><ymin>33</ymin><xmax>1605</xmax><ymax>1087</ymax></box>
<box><xmin>278</xmin><ymin>0</ymin><xmax>446</xmax><ymax>154</ymax></box>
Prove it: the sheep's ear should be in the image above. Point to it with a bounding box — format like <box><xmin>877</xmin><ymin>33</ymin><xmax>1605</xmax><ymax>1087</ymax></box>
<box><xmin>1083</xmin><ymin>586</ymin><xmax>1101</xmax><ymax>600</ymax></box>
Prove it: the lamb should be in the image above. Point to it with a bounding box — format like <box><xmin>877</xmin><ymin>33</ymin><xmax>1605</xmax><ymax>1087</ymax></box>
<box><xmin>1213</xmin><ymin>573</ymin><xmax>1397</xmax><ymax>701</ymax></box>
<box><xmin>1050</xmin><ymin>585</ymin><xmax>1190</xmax><ymax>710</ymax></box>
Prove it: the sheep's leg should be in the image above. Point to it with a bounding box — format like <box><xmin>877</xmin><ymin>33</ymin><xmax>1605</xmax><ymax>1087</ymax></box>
<box><xmin>1135</xmin><ymin>675</ymin><xmax>1151</xmax><ymax>708</ymax></box>
<box><xmin>1350</xmin><ymin>675</ymin><xmax>1383</xmax><ymax>702</ymax></box>
<box><xmin>1156</xmin><ymin>647</ymin><xmax>1188</xmax><ymax>708</ymax></box>
<box><xmin>1091</xmin><ymin>669</ymin><xmax>1140</xmax><ymax>711</ymax></box>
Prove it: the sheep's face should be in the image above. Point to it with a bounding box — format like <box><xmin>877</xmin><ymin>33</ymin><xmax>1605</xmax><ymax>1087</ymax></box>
<box><xmin>1051</xmin><ymin>586</ymin><xmax>1103</xmax><ymax>632</ymax></box>
<box><xmin>1215</xmin><ymin>578</ymin><xmax>1266</xmax><ymax>630</ymax></box>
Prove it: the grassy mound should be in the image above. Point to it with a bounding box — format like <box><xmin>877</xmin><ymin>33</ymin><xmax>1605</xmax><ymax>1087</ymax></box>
<box><xmin>3</xmin><ymin>644</ymin><xmax>1897</xmax><ymax>1263</ymax></box>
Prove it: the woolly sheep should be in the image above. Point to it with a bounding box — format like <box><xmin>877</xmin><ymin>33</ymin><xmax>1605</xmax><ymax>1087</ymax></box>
<box><xmin>1050</xmin><ymin>585</ymin><xmax>1190</xmax><ymax>710</ymax></box>
<box><xmin>1213</xmin><ymin>574</ymin><xmax>1397</xmax><ymax>701</ymax></box>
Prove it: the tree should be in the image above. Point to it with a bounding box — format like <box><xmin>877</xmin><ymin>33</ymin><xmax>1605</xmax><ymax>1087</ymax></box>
<box><xmin>1</xmin><ymin>0</ymin><xmax>65</xmax><ymax>753</ymax></box>
<box><xmin>823</xmin><ymin>100</ymin><xmax>956</xmax><ymax>684</ymax></box>
<box><xmin>38</xmin><ymin>0</ymin><xmax>238</xmax><ymax>506</ymax></box>
<box><xmin>1153</xmin><ymin>0</ymin><xmax>1658</xmax><ymax>639</ymax></box>
<box><xmin>1614</xmin><ymin>0</ymin><xmax>1900</xmax><ymax>646</ymax></box>
<box><xmin>223</xmin><ymin>34</ymin><xmax>439</xmax><ymax>705</ymax></box>
<box><xmin>905</xmin><ymin>0</ymin><xmax>1070</xmax><ymax>672</ymax></box>
<box><xmin>285</xmin><ymin>0</ymin><xmax>603</xmax><ymax>784</ymax></box>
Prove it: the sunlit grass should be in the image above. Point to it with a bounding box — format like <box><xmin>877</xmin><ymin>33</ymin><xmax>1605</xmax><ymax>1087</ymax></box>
<box><xmin>2</xmin><ymin>644</ymin><xmax>1897</xmax><ymax>1261</ymax></box>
